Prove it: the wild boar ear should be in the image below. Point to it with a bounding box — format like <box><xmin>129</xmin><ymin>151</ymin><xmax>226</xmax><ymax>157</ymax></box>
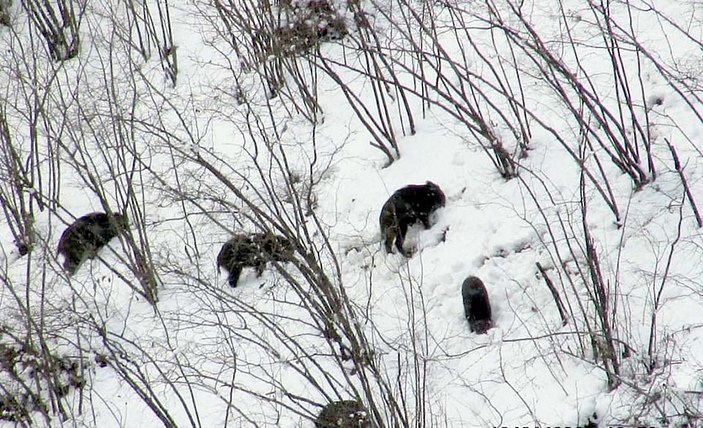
<box><xmin>118</xmin><ymin>212</ymin><xmax>129</xmax><ymax>227</ymax></box>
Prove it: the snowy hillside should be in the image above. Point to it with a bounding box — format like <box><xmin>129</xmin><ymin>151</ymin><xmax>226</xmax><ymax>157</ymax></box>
<box><xmin>0</xmin><ymin>0</ymin><xmax>702</xmax><ymax>426</ymax></box>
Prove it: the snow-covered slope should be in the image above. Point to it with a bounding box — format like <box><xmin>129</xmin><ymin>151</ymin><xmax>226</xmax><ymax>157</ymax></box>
<box><xmin>1</xmin><ymin>0</ymin><xmax>702</xmax><ymax>426</ymax></box>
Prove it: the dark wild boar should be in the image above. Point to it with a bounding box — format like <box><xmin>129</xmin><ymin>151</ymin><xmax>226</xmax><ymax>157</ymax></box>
<box><xmin>379</xmin><ymin>181</ymin><xmax>446</xmax><ymax>256</ymax></box>
<box><xmin>217</xmin><ymin>233</ymin><xmax>295</xmax><ymax>287</ymax></box>
<box><xmin>57</xmin><ymin>212</ymin><xmax>128</xmax><ymax>275</ymax></box>
<box><xmin>315</xmin><ymin>400</ymin><xmax>370</xmax><ymax>428</ymax></box>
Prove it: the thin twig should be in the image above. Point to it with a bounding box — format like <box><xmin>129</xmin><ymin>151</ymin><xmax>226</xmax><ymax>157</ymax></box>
<box><xmin>536</xmin><ymin>262</ymin><xmax>569</xmax><ymax>327</ymax></box>
<box><xmin>666</xmin><ymin>138</ymin><xmax>702</xmax><ymax>228</ymax></box>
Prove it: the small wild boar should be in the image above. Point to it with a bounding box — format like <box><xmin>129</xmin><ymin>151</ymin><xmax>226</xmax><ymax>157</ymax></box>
<box><xmin>461</xmin><ymin>276</ymin><xmax>493</xmax><ymax>334</ymax></box>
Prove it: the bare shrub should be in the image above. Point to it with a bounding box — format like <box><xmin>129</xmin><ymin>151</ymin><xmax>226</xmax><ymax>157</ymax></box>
<box><xmin>0</xmin><ymin>107</ymin><xmax>36</xmax><ymax>257</ymax></box>
<box><xmin>22</xmin><ymin>0</ymin><xmax>82</xmax><ymax>61</ymax></box>
<box><xmin>209</xmin><ymin>0</ymin><xmax>348</xmax><ymax>119</ymax></box>
<box><xmin>0</xmin><ymin>318</ymin><xmax>86</xmax><ymax>424</ymax></box>
<box><xmin>0</xmin><ymin>0</ymin><xmax>11</xmax><ymax>26</ymax></box>
<box><xmin>107</xmin><ymin>0</ymin><xmax>178</xmax><ymax>85</ymax></box>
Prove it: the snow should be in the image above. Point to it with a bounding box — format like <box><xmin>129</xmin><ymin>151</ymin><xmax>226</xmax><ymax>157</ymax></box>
<box><xmin>1</xmin><ymin>0</ymin><xmax>703</xmax><ymax>426</ymax></box>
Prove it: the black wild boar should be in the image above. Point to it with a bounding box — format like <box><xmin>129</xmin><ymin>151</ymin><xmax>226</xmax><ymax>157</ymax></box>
<box><xmin>461</xmin><ymin>276</ymin><xmax>493</xmax><ymax>334</ymax></box>
<box><xmin>315</xmin><ymin>400</ymin><xmax>370</xmax><ymax>428</ymax></box>
<box><xmin>379</xmin><ymin>181</ymin><xmax>446</xmax><ymax>256</ymax></box>
<box><xmin>217</xmin><ymin>233</ymin><xmax>294</xmax><ymax>287</ymax></box>
<box><xmin>57</xmin><ymin>212</ymin><xmax>128</xmax><ymax>275</ymax></box>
